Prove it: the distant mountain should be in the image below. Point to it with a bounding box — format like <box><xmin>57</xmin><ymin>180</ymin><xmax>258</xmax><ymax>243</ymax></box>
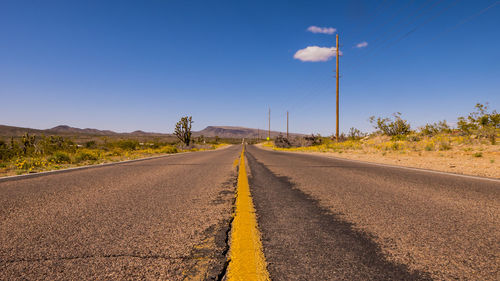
<box><xmin>0</xmin><ymin>125</ymin><xmax>46</xmax><ymax>137</ymax></box>
<box><xmin>0</xmin><ymin>124</ymin><xmax>171</xmax><ymax>137</ymax></box>
<box><xmin>193</xmin><ymin>126</ymin><xmax>305</xmax><ymax>139</ymax></box>
<box><xmin>48</xmin><ymin>125</ymin><xmax>117</xmax><ymax>136</ymax></box>
<box><xmin>0</xmin><ymin>124</ymin><xmax>305</xmax><ymax>139</ymax></box>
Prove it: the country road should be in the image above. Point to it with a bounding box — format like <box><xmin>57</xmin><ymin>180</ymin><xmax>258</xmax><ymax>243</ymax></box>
<box><xmin>1</xmin><ymin>144</ymin><xmax>499</xmax><ymax>280</ymax></box>
<box><xmin>0</xmin><ymin>145</ymin><xmax>241</xmax><ymax>280</ymax></box>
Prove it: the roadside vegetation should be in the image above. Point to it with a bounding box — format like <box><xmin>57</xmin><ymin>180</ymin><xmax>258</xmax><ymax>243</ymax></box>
<box><xmin>265</xmin><ymin>103</ymin><xmax>500</xmax><ymax>178</ymax></box>
<box><xmin>0</xmin><ymin>116</ymin><xmax>231</xmax><ymax>177</ymax></box>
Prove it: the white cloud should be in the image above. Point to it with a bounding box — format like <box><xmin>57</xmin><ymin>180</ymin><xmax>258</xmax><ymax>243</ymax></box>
<box><xmin>293</xmin><ymin>46</ymin><xmax>342</xmax><ymax>62</ymax></box>
<box><xmin>307</xmin><ymin>26</ymin><xmax>336</xmax><ymax>35</ymax></box>
<box><xmin>355</xmin><ymin>41</ymin><xmax>368</xmax><ymax>48</ymax></box>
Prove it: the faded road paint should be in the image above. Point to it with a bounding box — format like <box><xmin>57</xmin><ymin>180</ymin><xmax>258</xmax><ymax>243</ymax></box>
<box><xmin>226</xmin><ymin>146</ymin><xmax>270</xmax><ymax>281</ymax></box>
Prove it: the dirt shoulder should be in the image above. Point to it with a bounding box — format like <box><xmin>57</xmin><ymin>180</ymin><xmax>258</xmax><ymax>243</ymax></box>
<box><xmin>256</xmin><ymin>142</ymin><xmax>500</xmax><ymax>179</ymax></box>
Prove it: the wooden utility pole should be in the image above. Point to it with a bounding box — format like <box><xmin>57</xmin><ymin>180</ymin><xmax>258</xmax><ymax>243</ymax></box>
<box><xmin>268</xmin><ymin>108</ymin><xmax>271</xmax><ymax>140</ymax></box>
<box><xmin>286</xmin><ymin>111</ymin><xmax>289</xmax><ymax>139</ymax></box>
<box><xmin>258</xmin><ymin>128</ymin><xmax>260</xmax><ymax>140</ymax></box>
<box><xmin>336</xmin><ymin>34</ymin><xmax>340</xmax><ymax>141</ymax></box>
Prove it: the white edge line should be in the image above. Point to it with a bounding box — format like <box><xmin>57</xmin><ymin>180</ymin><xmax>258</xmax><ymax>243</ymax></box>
<box><xmin>0</xmin><ymin>145</ymin><xmax>234</xmax><ymax>183</ymax></box>
<box><xmin>254</xmin><ymin>145</ymin><xmax>500</xmax><ymax>183</ymax></box>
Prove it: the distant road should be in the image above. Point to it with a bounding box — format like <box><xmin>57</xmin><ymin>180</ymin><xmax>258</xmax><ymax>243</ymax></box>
<box><xmin>1</xmin><ymin>144</ymin><xmax>498</xmax><ymax>280</ymax></box>
<box><xmin>0</xmin><ymin>145</ymin><xmax>241</xmax><ymax>280</ymax></box>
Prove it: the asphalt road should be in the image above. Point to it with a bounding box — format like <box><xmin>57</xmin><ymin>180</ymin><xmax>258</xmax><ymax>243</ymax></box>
<box><xmin>246</xmin><ymin>145</ymin><xmax>500</xmax><ymax>281</ymax></box>
<box><xmin>1</xmin><ymin>144</ymin><xmax>499</xmax><ymax>280</ymax></box>
<box><xmin>0</xmin><ymin>145</ymin><xmax>241</xmax><ymax>280</ymax></box>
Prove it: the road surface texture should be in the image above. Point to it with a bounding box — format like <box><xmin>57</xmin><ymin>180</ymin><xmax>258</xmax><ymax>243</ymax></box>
<box><xmin>2</xmin><ymin>143</ymin><xmax>499</xmax><ymax>280</ymax></box>
<box><xmin>246</xmin><ymin>145</ymin><xmax>499</xmax><ymax>281</ymax></box>
<box><xmin>0</xmin><ymin>145</ymin><xmax>241</xmax><ymax>280</ymax></box>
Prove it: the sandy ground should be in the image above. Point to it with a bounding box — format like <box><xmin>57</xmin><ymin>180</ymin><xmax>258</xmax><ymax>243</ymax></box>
<box><xmin>258</xmin><ymin>144</ymin><xmax>500</xmax><ymax>179</ymax></box>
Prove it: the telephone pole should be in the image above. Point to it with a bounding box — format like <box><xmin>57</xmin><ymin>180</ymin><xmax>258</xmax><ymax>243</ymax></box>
<box><xmin>268</xmin><ymin>108</ymin><xmax>271</xmax><ymax>140</ymax></box>
<box><xmin>286</xmin><ymin>111</ymin><xmax>289</xmax><ymax>139</ymax></box>
<box><xmin>258</xmin><ymin>128</ymin><xmax>260</xmax><ymax>140</ymax></box>
<box><xmin>336</xmin><ymin>34</ymin><xmax>340</xmax><ymax>142</ymax></box>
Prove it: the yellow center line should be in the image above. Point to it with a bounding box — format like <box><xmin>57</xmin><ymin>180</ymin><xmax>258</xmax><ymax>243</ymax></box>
<box><xmin>227</xmin><ymin>146</ymin><xmax>270</xmax><ymax>281</ymax></box>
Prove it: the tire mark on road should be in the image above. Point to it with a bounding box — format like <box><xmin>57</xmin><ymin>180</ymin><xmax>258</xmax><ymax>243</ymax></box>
<box><xmin>246</xmin><ymin>150</ymin><xmax>432</xmax><ymax>281</ymax></box>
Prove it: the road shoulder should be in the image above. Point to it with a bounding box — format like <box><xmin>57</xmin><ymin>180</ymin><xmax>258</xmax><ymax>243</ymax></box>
<box><xmin>255</xmin><ymin>143</ymin><xmax>500</xmax><ymax>181</ymax></box>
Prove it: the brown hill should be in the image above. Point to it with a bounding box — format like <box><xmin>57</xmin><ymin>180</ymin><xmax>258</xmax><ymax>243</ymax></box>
<box><xmin>0</xmin><ymin>124</ymin><xmax>305</xmax><ymax>139</ymax></box>
<box><xmin>193</xmin><ymin>126</ymin><xmax>305</xmax><ymax>139</ymax></box>
<box><xmin>0</xmin><ymin>124</ymin><xmax>171</xmax><ymax>137</ymax></box>
<box><xmin>48</xmin><ymin>125</ymin><xmax>117</xmax><ymax>136</ymax></box>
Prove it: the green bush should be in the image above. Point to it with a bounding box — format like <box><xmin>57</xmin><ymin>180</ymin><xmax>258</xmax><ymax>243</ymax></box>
<box><xmin>457</xmin><ymin>103</ymin><xmax>499</xmax><ymax>144</ymax></box>
<box><xmin>391</xmin><ymin>142</ymin><xmax>400</xmax><ymax>150</ymax></box>
<box><xmin>85</xmin><ymin>141</ymin><xmax>97</xmax><ymax>148</ymax></box>
<box><xmin>420</xmin><ymin>120</ymin><xmax>451</xmax><ymax>136</ymax></box>
<box><xmin>160</xmin><ymin>146</ymin><xmax>178</xmax><ymax>154</ymax></box>
<box><xmin>0</xmin><ymin>140</ymin><xmax>14</xmax><ymax>161</ymax></box>
<box><xmin>347</xmin><ymin>127</ymin><xmax>366</xmax><ymax>140</ymax></box>
<box><xmin>75</xmin><ymin>151</ymin><xmax>98</xmax><ymax>162</ymax></box>
<box><xmin>391</xmin><ymin>134</ymin><xmax>407</xmax><ymax>141</ymax></box>
<box><xmin>369</xmin><ymin>112</ymin><xmax>411</xmax><ymax>136</ymax></box>
<box><xmin>115</xmin><ymin>140</ymin><xmax>139</xmax><ymax>150</ymax></box>
<box><xmin>49</xmin><ymin>152</ymin><xmax>71</xmax><ymax>164</ymax></box>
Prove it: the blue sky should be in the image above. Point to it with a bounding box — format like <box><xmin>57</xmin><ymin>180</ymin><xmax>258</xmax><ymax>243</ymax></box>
<box><xmin>1</xmin><ymin>0</ymin><xmax>499</xmax><ymax>135</ymax></box>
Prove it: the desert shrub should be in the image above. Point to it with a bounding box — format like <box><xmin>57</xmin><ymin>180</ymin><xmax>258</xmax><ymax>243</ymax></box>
<box><xmin>391</xmin><ymin>142</ymin><xmax>400</xmax><ymax>150</ymax></box>
<box><xmin>85</xmin><ymin>141</ymin><xmax>97</xmax><ymax>148</ymax></box>
<box><xmin>49</xmin><ymin>152</ymin><xmax>71</xmax><ymax>164</ymax></box>
<box><xmin>408</xmin><ymin>135</ymin><xmax>421</xmax><ymax>142</ymax></box>
<box><xmin>347</xmin><ymin>127</ymin><xmax>365</xmax><ymax>140</ymax></box>
<box><xmin>0</xmin><ymin>140</ymin><xmax>14</xmax><ymax>161</ymax></box>
<box><xmin>160</xmin><ymin>146</ymin><xmax>178</xmax><ymax>154</ymax></box>
<box><xmin>420</xmin><ymin>120</ymin><xmax>451</xmax><ymax>136</ymax></box>
<box><xmin>175</xmin><ymin>116</ymin><xmax>193</xmax><ymax>146</ymax></box>
<box><xmin>196</xmin><ymin>135</ymin><xmax>206</xmax><ymax>144</ymax></box>
<box><xmin>457</xmin><ymin>103</ymin><xmax>499</xmax><ymax>144</ymax></box>
<box><xmin>75</xmin><ymin>151</ymin><xmax>98</xmax><ymax>162</ymax></box>
<box><xmin>275</xmin><ymin>135</ymin><xmax>291</xmax><ymax>148</ymax></box>
<box><xmin>115</xmin><ymin>140</ymin><xmax>139</xmax><ymax>150</ymax></box>
<box><xmin>473</xmin><ymin>152</ymin><xmax>483</xmax><ymax>157</ymax></box>
<box><xmin>21</xmin><ymin>133</ymin><xmax>37</xmax><ymax>155</ymax></box>
<box><xmin>369</xmin><ymin>112</ymin><xmax>411</xmax><ymax>136</ymax></box>
<box><xmin>439</xmin><ymin>142</ymin><xmax>451</xmax><ymax>151</ymax></box>
<box><xmin>391</xmin><ymin>134</ymin><xmax>407</xmax><ymax>141</ymax></box>
<box><xmin>106</xmin><ymin>149</ymin><xmax>123</xmax><ymax>157</ymax></box>
<box><xmin>304</xmin><ymin>134</ymin><xmax>322</xmax><ymax>146</ymax></box>
<box><xmin>38</xmin><ymin>135</ymin><xmax>75</xmax><ymax>155</ymax></box>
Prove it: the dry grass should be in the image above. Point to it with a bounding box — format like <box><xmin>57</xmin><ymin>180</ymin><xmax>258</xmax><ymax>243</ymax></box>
<box><xmin>267</xmin><ymin>135</ymin><xmax>500</xmax><ymax>178</ymax></box>
<box><xmin>0</xmin><ymin>143</ymin><xmax>229</xmax><ymax>178</ymax></box>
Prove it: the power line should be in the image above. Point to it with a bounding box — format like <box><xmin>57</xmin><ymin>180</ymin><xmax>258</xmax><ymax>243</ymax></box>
<box><xmin>343</xmin><ymin>0</ymin><xmax>461</xmax><ymax>74</ymax></box>
<box><xmin>357</xmin><ymin>0</ymin><xmax>443</xmax><ymax>59</ymax></box>
<box><xmin>348</xmin><ymin>0</ymin><xmax>394</xmax><ymax>44</ymax></box>
<box><xmin>351</xmin><ymin>0</ymin><xmax>416</xmax><ymax>50</ymax></box>
<box><xmin>386</xmin><ymin>0</ymin><xmax>460</xmax><ymax>49</ymax></box>
<box><xmin>425</xmin><ymin>0</ymin><xmax>500</xmax><ymax>45</ymax></box>
<box><xmin>284</xmin><ymin>1</ymin><xmax>497</xmax><ymax>135</ymax></box>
